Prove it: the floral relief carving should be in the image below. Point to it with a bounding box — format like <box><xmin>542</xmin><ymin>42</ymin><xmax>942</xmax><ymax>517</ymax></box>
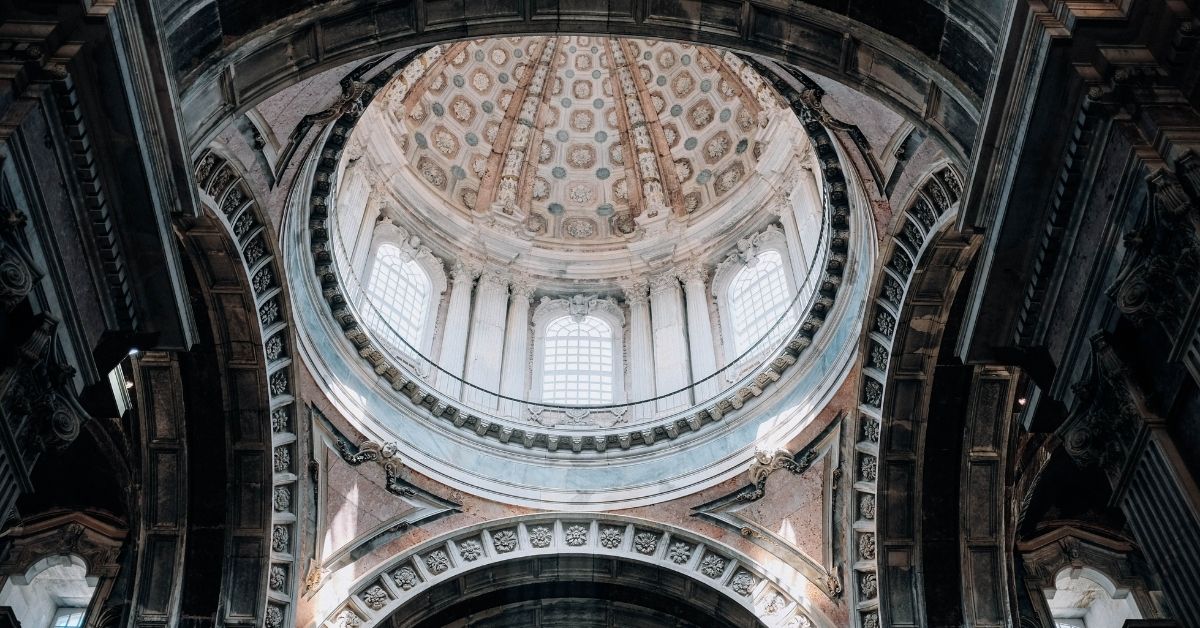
<box><xmin>393</xmin><ymin>566</ymin><xmax>419</xmax><ymax>590</ymax></box>
<box><xmin>269</xmin><ymin>565</ymin><xmax>287</xmax><ymax>591</ymax></box>
<box><xmin>360</xmin><ymin>585</ymin><xmax>389</xmax><ymax>610</ymax></box>
<box><xmin>273</xmin><ymin>446</ymin><xmax>290</xmax><ymax>473</ymax></box>
<box><xmin>633</xmin><ymin>532</ymin><xmax>658</xmax><ymax>555</ymax></box>
<box><xmin>858</xmin><ymin>533</ymin><xmax>876</xmax><ymax>561</ymax></box>
<box><xmin>273</xmin><ymin>486</ymin><xmax>291</xmax><ymax>512</ymax></box>
<box><xmin>529</xmin><ymin>526</ymin><xmax>553</xmax><ymax>548</ymax></box>
<box><xmin>598</xmin><ymin>527</ymin><xmax>623</xmax><ymax>549</ymax></box>
<box><xmin>264</xmin><ymin>606</ymin><xmax>283</xmax><ymax>628</ymax></box>
<box><xmin>458</xmin><ymin>539</ymin><xmax>484</xmax><ymax>561</ymax></box>
<box><xmin>667</xmin><ymin>541</ymin><xmax>693</xmax><ymax>564</ymax></box>
<box><xmin>425</xmin><ymin>550</ymin><xmax>451</xmax><ymax>574</ymax></box>
<box><xmin>565</xmin><ymin>525</ymin><xmax>588</xmax><ymax>546</ymax></box>
<box><xmin>333</xmin><ymin>609</ymin><xmax>362</xmax><ymax>628</ymax></box>
<box><xmin>860</xmin><ymin>572</ymin><xmax>878</xmax><ymax>598</ymax></box>
<box><xmin>492</xmin><ymin>530</ymin><xmax>518</xmax><ymax>553</ymax></box>
<box><xmin>271</xmin><ymin>525</ymin><xmax>289</xmax><ymax>553</ymax></box>
<box><xmin>700</xmin><ymin>554</ymin><xmax>726</xmax><ymax>578</ymax></box>
<box><xmin>859</xmin><ymin>494</ymin><xmax>876</xmax><ymax>519</ymax></box>
<box><xmin>730</xmin><ymin>570</ymin><xmax>757</xmax><ymax>595</ymax></box>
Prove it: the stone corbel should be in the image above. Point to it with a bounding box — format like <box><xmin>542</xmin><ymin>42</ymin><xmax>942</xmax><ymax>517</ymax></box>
<box><xmin>0</xmin><ymin>203</ymin><xmax>40</xmax><ymax>312</ymax></box>
<box><xmin>736</xmin><ymin>448</ymin><xmax>819</xmax><ymax>502</ymax></box>
<box><xmin>1061</xmin><ymin>332</ymin><xmax>1154</xmax><ymax>489</ymax></box>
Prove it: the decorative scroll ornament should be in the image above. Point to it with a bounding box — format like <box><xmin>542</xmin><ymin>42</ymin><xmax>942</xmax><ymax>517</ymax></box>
<box><xmin>336</xmin><ymin>438</ymin><xmax>399</xmax><ymax>465</ymax></box>
<box><xmin>1061</xmin><ymin>333</ymin><xmax>1152</xmax><ymax>487</ymax></box>
<box><xmin>1108</xmin><ymin>166</ymin><xmax>1200</xmax><ymax>333</ymax></box>
<box><xmin>0</xmin><ymin>204</ymin><xmax>39</xmax><ymax>312</ymax></box>
<box><xmin>737</xmin><ymin>447</ymin><xmax>819</xmax><ymax>502</ymax></box>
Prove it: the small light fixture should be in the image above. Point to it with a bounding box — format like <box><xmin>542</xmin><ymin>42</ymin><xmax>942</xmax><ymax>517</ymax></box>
<box><xmin>125</xmin><ymin>379</ymin><xmax>135</xmax><ymax>390</ymax></box>
<box><xmin>1017</xmin><ymin>397</ymin><xmax>1027</xmax><ymax>407</ymax></box>
<box><xmin>128</xmin><ymin>347</ymin><xmax>140</xmax><ymax>356</ymax></box>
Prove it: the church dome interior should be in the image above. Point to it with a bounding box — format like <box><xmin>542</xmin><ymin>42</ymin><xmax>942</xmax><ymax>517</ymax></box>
<box><xmin>2</xmin><ymin>2</ymin><xmax>1199</xmax><ymax>628</ymax></box>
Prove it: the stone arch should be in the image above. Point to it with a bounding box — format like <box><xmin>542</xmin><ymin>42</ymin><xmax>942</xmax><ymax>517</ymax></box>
<box><xmin>0</xmin><ymin>511</ymin><xmax>125</xmax><ymax>626</ymax></box>
<box><xmin>841</xmin><ymin>162</ymin><xmax>977</xmax><ymax>627</ymax></box>
<box><xmin>1018</xmin><ymin>526</ymin><xmax>1163</xmax><ymax>627</ymax></box>
<box><xmin>314</xmin><ymin>515</ymin><xmax>834</xmax><ymax>628</ymax></box>
<box><xmin>177</xmin><ymin>8</ymin><xmax>985</xmax><ymax>167</ymax></box>
<box><xmin>179</xmin><ymin>147</ymin><xmax>302</xmax><ymax>627</ymax></box>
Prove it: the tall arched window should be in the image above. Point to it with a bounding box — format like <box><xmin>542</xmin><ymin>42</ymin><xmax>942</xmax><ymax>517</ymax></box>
<box><xmin>540</xmin><ymin>315</ymin><xmax>616</xmax><ymax>404</ymax></box>
<box><xmin>727</xmin><ymin>249</ymin><xmax>795</xmax><ymax>355</ymax></box>
<box><xmin>366</xmin><ymin>242</ymin><xmax>432</xmax><ymax>358</ymax></box>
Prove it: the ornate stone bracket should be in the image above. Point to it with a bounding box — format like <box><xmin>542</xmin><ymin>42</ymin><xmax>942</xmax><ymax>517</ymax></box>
<box><xmin>0</xmin><ymin>204</ymin><xmax>40</xmax><ymax>312</ymax></box>
<box><xmin>737</xmin><ymin>448</ymin><xmax>820</xmax><ymax>503</ymax></box>
<box><xmin>693</xmin><ymin>417</ymin><xmax>844</xmax><ymax>601</ymax></box>
<box><xmin>1061</xmin><ymin>332</ymin><xmax>1154</xmax><ymax>491</ymax></box>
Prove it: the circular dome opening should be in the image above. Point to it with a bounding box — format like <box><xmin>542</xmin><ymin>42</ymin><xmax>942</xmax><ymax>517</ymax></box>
<box><xmin>293</xmin><ymin>35</ymin><xmax>866</xmax><ymax>507</ymax></box>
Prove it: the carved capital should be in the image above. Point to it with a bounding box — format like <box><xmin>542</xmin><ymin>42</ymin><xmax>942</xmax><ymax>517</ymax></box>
<box><xmin>677</xmin><ymin>261</ymin><xmax>709</xmax><ymax>287</ymax></box>
<box><xmin>620</xmin><ymin>279</ymin><xmax>649</xmax><ymax>306</ymax></box>
<box><xmin>648</xmin><ymin>269</ymin><xmax>680</xmax><ymax>295</ymax></box>
<box><xmin>1061</xmin><ymin>333</ymin><xmax>1151</xmax><ymax>486</ymax></box>
<box><xmin>450</xmin><ymin>259</ymin><xmax>482</xmax><ymax>284</ymax></box>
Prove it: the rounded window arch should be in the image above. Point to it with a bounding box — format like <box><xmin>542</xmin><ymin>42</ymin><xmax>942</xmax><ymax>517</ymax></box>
<box><xmin>359</xmin><ymin>220</ymin><xmax>447</xmax><ymax>362</ymax></box>
<box><xmin>531</xmin><ymin>296</ymin><xmax>626</xmax><ymax>405</ymax></box>
<box><xmin>540</xmin><ymin>315</ymin><xmax>617</xmax><ymax>405</ymax></box>
<box><xmin>727</xmin><ymin>249</ymin><xmax>794</xmax><ymax>354</ymax></box>
<box><xmin>1046</xmin><ymin>567</ymin><xmax>1142</xmax><ymax>628</ymax></box>
<box><xmin>713</xmin><ymin>227</ymin><xmax>799</xmax><ymax>370</ymax></box>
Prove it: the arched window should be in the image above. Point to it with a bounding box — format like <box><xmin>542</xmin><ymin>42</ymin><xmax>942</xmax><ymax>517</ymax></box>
<box><xmin>727</xmin><ymin>249</ymin><xmax>795</xmax><ymax>356</ymax></box>
<box><xmin>365</xmin><ymin>242</ymin><xmax>432</xmax><ymax>358</ymax></box>
<box><xmin>540</xmin><ymin>315</ymin><xmax>617</xmax><ymax>404</ymax></box>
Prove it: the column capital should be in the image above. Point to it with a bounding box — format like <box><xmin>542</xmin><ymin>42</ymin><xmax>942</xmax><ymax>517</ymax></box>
<box><xmin>677</xmin><ymin>261</ymin><xmax>709</xmax><ymax>287</ymax></box>
<box><xmin>649</xmin><ymin>269</ymin><xmax>681</xmax><ymax>295</ymax></box>
<box><xmin>450</xmin><ymin>259</ymin><xmax>483</xmax><ymax>284</ymax></box>
<box><xmin>509</xmin><ymin>275</ymin><xmax>536</xmax><ymax>302</ymax></box>
<box><xmin>619</xmin><ymin>279</ymin><xmax>650</xmax><ymax>306</ymax></box>
<box><xmin>478</xmin><ymin>265</ymin><xmax>512</xmax><ymax>289</ymax></box>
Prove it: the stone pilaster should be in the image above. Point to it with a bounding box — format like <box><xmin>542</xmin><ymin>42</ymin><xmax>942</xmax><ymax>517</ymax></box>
<box><xmin>679</xmin><ymin>262</ymin><xmax>719</xmax><ymax>401</ymax></box>
<box><xmin>622</xmin><ymin>280</ymin><xmax>655</xmax><ymax>419</ymax></box>
<box><xmin>649</xmin><ymin>269</ymin><xmax>691</xmax><ymax>411</ymax></box>
<box><xmin>1063</xmin><ymin>333</ymin><xmax>1200</xmax><ymax>625</ymax></box>
<box><xmin>437</xmin><ymin>260</ymin><xmax>480</xmax><ymax>396</ymax></box>
<box><xmin>499</xmin><ymin>277</ymin><xmax>535</xmax><ymax>417</ymax></box>
<box><xmin>464</xmin><ymin>266</ymin><xmax>511</xmax><ymax>408</ymax></box>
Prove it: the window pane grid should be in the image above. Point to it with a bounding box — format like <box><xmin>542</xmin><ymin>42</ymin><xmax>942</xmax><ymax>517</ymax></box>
<box><xmin>541</xmin><ymin>316</ymin><xmax>616</xmax><ymax>404</ymax></box>
<box><xmin>729</xmin><ymin>250</ymin><xmax>796</xmax><ymax>358</ymax></box>
<box><xmin>364</xmin><ymin>244</ymin><xmax>431</xmax><ymax>360</ymax></box>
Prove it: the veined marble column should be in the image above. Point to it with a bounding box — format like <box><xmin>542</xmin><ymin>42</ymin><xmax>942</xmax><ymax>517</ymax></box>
<box><xmin>437</xmin><ymin>260</ymin><xmax>479</xmax><ymax>397</ymax></box>
<box><xmin>680</xmin><ymin>263</ymin><xmax>718</xmax><ymax>401</ymax></box>
<box><xmin>499</xmin><ymin>278</ymin><xmax>534</xmax><ymax>418</ymax></box>
<box><xmin>622</xmin><ymin>280</ymin><xmax>655</xmax><ymax>419</ymax></box>
<box><xmin>650</xmin><ymin>270</ymin><xmax>691</xmax><ymax>412</ymax></box>
<box><xmin>464</xmin><ymin>267</ymin><xmax>510</xmax><ymax>408</ymax></box>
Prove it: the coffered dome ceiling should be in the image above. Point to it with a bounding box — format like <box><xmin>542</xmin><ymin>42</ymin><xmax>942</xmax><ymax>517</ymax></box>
<box><xmin>343</xmin><ymin>36</ymin><xmax>809</xmax><ymax>277</ymax></box>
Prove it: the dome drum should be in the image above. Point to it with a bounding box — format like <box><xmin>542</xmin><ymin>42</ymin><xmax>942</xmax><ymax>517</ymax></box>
<box><xmin>289</xmin><ymin>37</ymin><xmax>868</xmax><ymax>508</ymax></box>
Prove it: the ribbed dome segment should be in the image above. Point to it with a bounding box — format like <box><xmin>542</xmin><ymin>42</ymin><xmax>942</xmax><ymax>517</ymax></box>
<box><xmin>393</xmin><ymin>36</ymin><xmax>782</xmax><ymax>244</ymax></box>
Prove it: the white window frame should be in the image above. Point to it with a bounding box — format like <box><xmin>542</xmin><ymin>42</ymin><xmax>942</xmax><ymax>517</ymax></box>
<box><xmin>712</xmin><ymin>225</ymin><xmax>798</xmax><ymax>371</ymax></box>
<box><xmin>52</xmin><ymin>608</ymin><xmax>86</xmax><ymax>628</ymax></box>
<box><xmin>360</xmin><ymin>218</ymin><xmax>447</xmax><ymax>361</ymax></box>
<box><xmin>531</xmin><ymin>296</ymin><xmax>626</xmax><ymax>405</ymax></box>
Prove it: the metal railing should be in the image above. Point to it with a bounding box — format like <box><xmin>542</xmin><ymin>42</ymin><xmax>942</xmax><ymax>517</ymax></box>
<box><xmin>327</xmin><ymin>199</ymin><xmax>830</xmax><ymax>426</ymax></box>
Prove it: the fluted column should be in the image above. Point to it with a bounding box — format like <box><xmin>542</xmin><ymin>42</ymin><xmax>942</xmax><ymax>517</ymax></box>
<box><xmin>650</xmin><ymin>270</ymin><xmax>691</xmax><ymax>411</ymax></box>
<box><xmin>499</xmin><ymin>278</ymin><xmax>534</xmax><ymax>417</ymax></box>
<box><xmin>680</xmin><ymin>263</ymin><xmax>718</xmax><ymax>401</ymax></box>
<box><xmin>464</xmin><ymin>266</ymin><xmax>510</xmax><ymax>408</ymax></box>
<box><xmin>437</xmin><ymin>260</ymin><xmax>479</xmax><ymax>397</ymax></box>
<box><xmin>622</xmin><ymin>280</ymin><xmax>655</xmax><ymax>419</ymax></box>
